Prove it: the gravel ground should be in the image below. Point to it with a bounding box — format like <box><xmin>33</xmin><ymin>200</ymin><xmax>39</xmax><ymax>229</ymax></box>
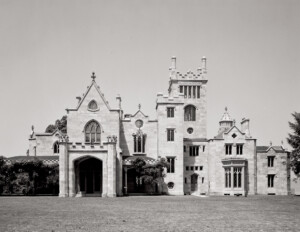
<box><xmin>0</xmin><ymin>195</ymin><xmax>299</xmax><ymax>232</ymax></box>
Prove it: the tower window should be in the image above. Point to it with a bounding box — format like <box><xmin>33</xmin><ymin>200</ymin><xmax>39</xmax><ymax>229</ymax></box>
<box><xmin>189</xmin><ymin>146</ymin><xmax>199</xmax><ymax>156</ymax></box>
<box><xmin>184</xmin><ymin>105</ymin><xmax>196</xmax><ymax>121</ymax></box>
<box><xmin>167</xmin><ymin>157</ymin><xmax>175</xmax><ymax>173</ymax></box>
<box><xmin>192</xmin><ymin>86</ymin><xmax>196</xmax><ymax>98</ymax></box>
<box><xmin>197</xmin><ymin>86</ymin><xmax>200</xmax><ymax>98</ymax></box>
<box><xmin>184</xmin><ymin>86</ymin><xmax>187</xmax><ymax>98</ymax></box>
<box><xmin>167</xmin><ymin>129</ymin><xmax>175</xmax><ymax>141</ymax></box>
<box><xmin>53</xmin><ymin>141</ymin><xmax>59</xmax><ymax>154</ymax></box>
<box><xmin>167</xmin><ymin>107</ymin><xmax>174</xmax><ymax>118</ymax></box>
<box><xmin>179</xmin><ymin>86</ymin><xmax>183</xmax><ymax>93</ymax></box>
<box><xmin>85</xmin><ymin>120</ymin><xmax>101</xmax><ymax>143</ymax></box>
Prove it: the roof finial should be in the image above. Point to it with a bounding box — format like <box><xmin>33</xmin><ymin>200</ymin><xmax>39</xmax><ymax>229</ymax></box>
<box><xmin>225</xmin><ymin>106</ymin><xmax>228</xmax><ymax>112</ymax></box>
<box><xmin>270</xmin><ymin>141</ymin><xmax>272</xmax><ymax>146</ymax></box>
<box><xmin>91</xmin><ymin>72</ymin><xmax>96</xmax><ymax>81</ymax></box>
<box><xmin>138</xmin><ymin>104</ymin><xmax>141</xmax><ymax>110</ymax></box>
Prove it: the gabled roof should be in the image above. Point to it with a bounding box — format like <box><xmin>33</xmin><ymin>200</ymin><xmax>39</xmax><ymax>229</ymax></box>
<box><xmin>67</xmin><ymin>77</ymin><xmax>111</xmax><ymax>112</ymax></box>
<box><xmin>224</xmin><ymin>125</ymin><xmax>245</xmax><ymax>135</ymax></box>
<box><xmin>257</xmin><ymin>145</ymin><xmax>285</xmax><ymax>153</ymax></box>
<box><xmin>132</xmin><ymin>109</ymin><xmax>148</xmax><ymax>118</ymax></box>
<box><xmin>35</xmin><ymin>128</ymin><xmax>65</xmax><ymax>137</ymax></box>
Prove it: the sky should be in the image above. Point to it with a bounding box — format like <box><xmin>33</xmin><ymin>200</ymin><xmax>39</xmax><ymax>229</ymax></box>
<box><xmin>0</xmin><ymin>0</ymin><xmax>299</xmax><ymax>157</ymax></box>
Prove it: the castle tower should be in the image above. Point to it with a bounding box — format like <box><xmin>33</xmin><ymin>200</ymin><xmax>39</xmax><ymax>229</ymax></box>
<box><xmin>168</xmin><ymin>57</ymin><xmax>208</xmax><ymax>139</ymax></box>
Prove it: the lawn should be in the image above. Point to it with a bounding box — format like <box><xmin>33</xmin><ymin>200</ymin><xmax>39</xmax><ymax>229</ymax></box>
<box><xmin>0</xmin><ymin>195</ymin><xmax>299</xmax><ymax>232</ymax></box>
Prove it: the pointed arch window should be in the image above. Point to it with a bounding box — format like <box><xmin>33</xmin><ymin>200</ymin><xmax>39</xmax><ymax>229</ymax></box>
<box><xmin>133</xmin><ymin>130</ymin><xmax>146</xmax><ymax>153</ymax></box>
<box><xmin>184</xmin><ymin>105</ymin><xmax>196</xmax><ymax>121</ymax></box>
<box><xmin>53</xmin><ymin>141</ymin><xmax>59</xmax><ymax>154</ymax></box>
<box><xmin>85</xmin><ymin>121</ymin><xmax>101</xmax><ymax>143</ymax></box>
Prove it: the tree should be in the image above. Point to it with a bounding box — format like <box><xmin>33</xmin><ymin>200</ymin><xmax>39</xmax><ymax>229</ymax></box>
<box><xmin>45</xmin><ymin>115</ymin><xmax>67</xmax><ymax>133</ymax></box>
<box><xmin>132</xmin><ymin>157</ymin><xmax>169</xmax><ymax>194</ymax></box>
<box><xmin>287</xmin><ymin>112</ymin><xmax>300</xmax><ymax>175</ymax></box>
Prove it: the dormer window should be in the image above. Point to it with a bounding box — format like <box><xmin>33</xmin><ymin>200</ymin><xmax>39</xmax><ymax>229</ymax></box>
<box><xmin>88</xmin><ymin>100</ymin><xmax>98</xmax><ymax>111</ymax></box>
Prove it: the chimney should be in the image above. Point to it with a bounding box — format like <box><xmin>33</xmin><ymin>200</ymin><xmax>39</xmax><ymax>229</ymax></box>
<box><xmin>241</xmin><ymin>118</ymin><xmax>250</xmax><ymax>137</ymax></box>
<box><xmin>171</xmin><ymin>56</ymin><xmax>176</xmax><ymax>70</ymax></box>
<box><xmin>116</xmin><ymin>95</ymin><xmax>122</xmax><ymax>109</ymax></box>
<box><xmin>201</xmin><ymin>56</ymin><xmax>207</xmax><ymax>73</ymax></box>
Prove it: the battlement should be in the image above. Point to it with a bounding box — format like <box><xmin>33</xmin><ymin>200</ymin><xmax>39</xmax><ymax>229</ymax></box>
<box><xmin>156</xmin><ymin>92</ymin><xmax>184</xmax><ymax>105</ymax></box>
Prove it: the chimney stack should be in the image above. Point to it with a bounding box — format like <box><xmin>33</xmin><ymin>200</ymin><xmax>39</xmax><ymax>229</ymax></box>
<box><xmin>241</xmin><ymin>118</ymin><xmax>250</xmax><ymax>137</ymax></box>
<box><xmin>171</xmin><ymin>56</ymin><xmax>176</xmax><ymax>70</ymax></box>
<box><xmin>201</xmin><ymin>56</ymin><xmax>207</xmax><ymax>73</ymax></box>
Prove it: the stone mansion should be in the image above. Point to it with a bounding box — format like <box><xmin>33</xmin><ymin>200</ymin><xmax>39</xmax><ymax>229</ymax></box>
<box><xmin>24</xmin><ymin>57</ymin><xmax>292</xmax><ymax>197</ymax></box>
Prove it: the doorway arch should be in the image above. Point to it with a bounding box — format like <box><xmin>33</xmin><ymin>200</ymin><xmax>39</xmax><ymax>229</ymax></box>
<box><xmin>75</xmin><ymin>157</ymin><xmax>102</xmax><ymax>195</ymax></box>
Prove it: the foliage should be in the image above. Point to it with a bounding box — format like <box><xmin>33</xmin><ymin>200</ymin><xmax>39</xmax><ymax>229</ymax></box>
<box><xmin>287</xmin><ymin>112</ymin><xmax>300</xmax><ymax>175</ymax></box>
<box><xmin>0</xmin><ymin>158</ymin><xmax>59</xmax><ymax>195</ymax></box>
<box><xmin>45</xmin><ymin>115</ymin><xmax>67</xmax><ymax>133</ymax></box>
<box><xmin>131</xmin><ymin>157</ymin><xmax>169</xmax><ymax>194</ymax></box>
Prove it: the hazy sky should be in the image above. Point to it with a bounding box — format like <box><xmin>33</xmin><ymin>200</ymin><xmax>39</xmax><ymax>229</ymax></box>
<box><xmin>0</xmin><ymin>0</ymin><xmax>299</xmax><ymax>157</ymax></box>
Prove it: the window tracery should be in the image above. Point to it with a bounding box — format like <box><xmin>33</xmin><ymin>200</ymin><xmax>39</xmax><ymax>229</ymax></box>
<box><xmin>85</xmin><ymin>120</ymin><xmax>101</xmax><ymax>143</ymax></box>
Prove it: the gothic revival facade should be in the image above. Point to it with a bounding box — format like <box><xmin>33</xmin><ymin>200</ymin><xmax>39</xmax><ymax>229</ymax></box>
<box><xmin>27</xmin><ymin>57</ymin><xmax>292</xmax><ymax>197</ymax></box>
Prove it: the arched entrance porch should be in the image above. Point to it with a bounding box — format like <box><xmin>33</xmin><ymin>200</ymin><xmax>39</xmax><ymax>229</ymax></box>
<box><xmin>75</xmin><ymin>157</ymin><xmax>102</xmax><ymax>196</ymax></box>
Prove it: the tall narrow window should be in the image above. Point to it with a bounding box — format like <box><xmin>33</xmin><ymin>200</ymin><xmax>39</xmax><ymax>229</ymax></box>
<box><xmin>225</xmin><ymin>168</ymin><xmax>231</xmax><ymax>188</ymax></box>
<box><xmin>85</xmin><ymin>121</ymin><xmax>101</xmax><ymax>143</ymax></box>
<box><xmin>184</xmin><ymin>86</ymin><xmax>187</xmax><ymax>98</ymax></box>
<box><xmin>53</xmin><ymin>141</ymin><xmax>59</xmax><ymax>154</ymax></box>
<box><xmin>188</xmin><ymin>86</ymin><xmax>192</xmax><ymax>98</ymax></box>
<box><xmin>167</xmin><ymin>157</ymin><xmax>175</xmax><ymax>173</ymax></box>
<box><xmin>133</xmin><ymin>130</ymin><xmax>146</xmax><ymax>153</ymax></box>
<box><xmin>184</xmin><ymin>105</ymin><xmax>196</xmax><ymax>121</ymax></box>
<box><xmin>233</xmin><ymin>167</ymin><xmax>242</xmax><ymax>188</ymax></box>
<box><xmin>179</xmin><ymin>86</ymin><xmax>183</xmax><ymax>93</ymax></box>
<box><xmin>268</xmin><ymin>156</ymin><xmax>274</xmax><ymax>167</ymax></box>
<box><xmin>167</xmin><ymin>107</ymin><xmax>174</xmax><ymax>118</ymax></box>
<box><xmin>193</xmin><ymin>86</ymin><xmax>196</xmax><ymax>98</ymax></box>
<box><xmin>197</xmin><ymin>86</ymin><xmax>200</xmax><ymax>98</ymax></box>
<box><xmin>268</xmin><ymin>174</ymin><xmax>275</xmax><ymax>187</ymax></box>
<box><xmin>225</xmin><ymin>144</ymin><xmax>232</xmax><ymax>155</ymax></box>
<box><xmin>236</xmin><ymin>144</ymin><xmax>243</xmax><ymax>155</ymax></box>
<box><xmin>189</xmin><ymin>146</ymin><xmax>199</xmax><ymax>156</ymax></box>
<box><xmin>167</xmin><ymin>129</ymin><xmax>175</xmax><ymax>141</ymax></box>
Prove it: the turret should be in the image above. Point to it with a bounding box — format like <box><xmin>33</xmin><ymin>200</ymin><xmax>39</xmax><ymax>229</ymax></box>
<box><xmin>218</xmin><ymin>107</ymin><xmax>234</xmax><ymax>134</ymax></box>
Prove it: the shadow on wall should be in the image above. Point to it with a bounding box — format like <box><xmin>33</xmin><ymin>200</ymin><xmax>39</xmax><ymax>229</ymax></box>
<box><xmin>119</xmin><ymin>122</ymin><xmax>130</xmax><ymax>156</ymax></box>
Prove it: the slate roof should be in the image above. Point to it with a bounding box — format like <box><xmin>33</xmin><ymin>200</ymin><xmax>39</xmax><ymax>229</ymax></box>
<box><xmin>256</xmin><ymin>146</ymin><xmax>285</xmax><ymax>153</ymax></box>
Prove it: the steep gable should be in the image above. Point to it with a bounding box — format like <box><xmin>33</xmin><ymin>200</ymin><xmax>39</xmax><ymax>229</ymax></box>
<box><xmin>67</xmin><ymin>77</ymin><xmax>111</xmax><ymax>113</ymax></box>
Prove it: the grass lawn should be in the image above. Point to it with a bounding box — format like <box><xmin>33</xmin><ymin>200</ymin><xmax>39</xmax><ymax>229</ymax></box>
<box><xmin>0</xmin><ymin>195</ymin><xmax>299</xmax><ymax>232</ymax></box>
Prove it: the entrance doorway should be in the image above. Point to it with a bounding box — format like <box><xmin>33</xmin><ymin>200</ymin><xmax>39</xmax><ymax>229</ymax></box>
<box><xmin>191</xmin><ymin>173</ymin><xmax>198</xmax><ymax>192</ymax></box>
<box><xmin>77</xmin><ymin>157</ymin><xmax>102</xmax><ymax>195</ymax></box>
<box><xmin>126</xmin><ymin>168</ymin><xmax>145</xmax><ymax>193</ymax></box>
